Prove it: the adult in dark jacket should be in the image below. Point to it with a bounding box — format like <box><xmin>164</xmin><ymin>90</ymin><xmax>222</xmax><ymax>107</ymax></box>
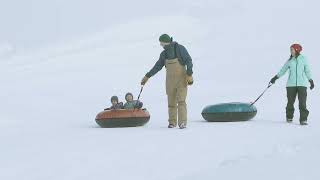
<box><xmin>141</xmin><ymin>34</ymin><xmax>193</xmax><ymax>129</ymax></box>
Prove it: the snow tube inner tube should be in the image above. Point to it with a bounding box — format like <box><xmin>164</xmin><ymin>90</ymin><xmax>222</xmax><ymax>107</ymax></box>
<box><xmin>202</xmin><ymin>102</ymin><xmax>257</xmax><ymax>122</ymax></box>
<box><xmin>95</xmin><ymin>109</ymin><xmax>150</xmax><ymax>128</ymax></box>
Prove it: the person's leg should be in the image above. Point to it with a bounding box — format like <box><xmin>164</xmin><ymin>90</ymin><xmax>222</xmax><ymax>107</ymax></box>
<box><xmin>297</xmin><ymin>87</ymin><xmax>309</xmax><ymax>123</ymax></box>
<box><xmin>177</xmin><ymin>85</ymin><xmax>188</xmax><ymax>126</ymax></box>
<box><xmin>167</xmin><ymin>89</ymin><xmax>178</xmax><ymax>127</ymax></box>
<box><xmin>286</xmin><ymin>87</ymin><xmax>297</xmax><ymax>120</ymax></box>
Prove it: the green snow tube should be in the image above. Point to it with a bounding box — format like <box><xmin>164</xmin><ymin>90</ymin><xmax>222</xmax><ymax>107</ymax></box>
<box><xmin>202</xmin><ymin>102</ymin><xmax>257</xmax><ymax>122</ymax></box>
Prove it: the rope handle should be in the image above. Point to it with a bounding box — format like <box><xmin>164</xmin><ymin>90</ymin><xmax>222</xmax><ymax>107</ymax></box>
<box><xmin>250</xmin><ymin>82</ymin><xmax>273</xmax><ymax>106</ymax></box>
<box><xmin>134</xmin><ymin>85</ymin><xmax>144</xmax><ymax>110</ymax></box>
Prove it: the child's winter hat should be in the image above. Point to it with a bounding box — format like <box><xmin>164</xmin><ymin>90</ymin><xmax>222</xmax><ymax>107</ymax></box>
<box><xmin>291</xmin><ymin>44</ymin><xmax>302</xmax><ymax>53</ymax></box>
<box><xmin>125</xmin><ymin>92</ymin><xmax>133</xmax><ymax>101</ymax></box>
<box><xmin>111</xmin><ymin>96</ymin><xmax>119</xmax><ymax>102</ymax></box>
<box><xmin>159</xmin><ymin>34</ymin><xmax>173</xmax><ymax>43</ymax></box>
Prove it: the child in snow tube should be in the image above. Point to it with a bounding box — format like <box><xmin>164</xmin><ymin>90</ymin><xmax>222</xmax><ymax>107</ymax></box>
<box><xmin>96</xmin><ymin>94</ymin><xmax>148</xmax><ymax>128</ymax></box>
<box><xmin>104</xmin><ymin>96</ymin><xmax>124</xmax><ymax>110</ymax></box>
<box><xmin>123</xmin><ymin>92</ymin><xmax>143</xmax><ymax>110</ymax></box>
<box><xmin>269</xmin><ymin>44</ymin><xmax>315</xmax><ymax>125</ymax></box>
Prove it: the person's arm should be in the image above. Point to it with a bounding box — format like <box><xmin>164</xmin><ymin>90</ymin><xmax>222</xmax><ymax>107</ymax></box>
<box><xmin>276</xmin><ymin>61</ymin><xmax>290</xmax><ymax>78</ymax></box>
<box><xmin>105</xmin><ymin>105</ymin><xmax>114</xmax><ymax>110</ymax></box>
<box><xmin>270</xmin><ymin>61</ymin><xmax>289</xmax><ymax>84</ymax></box>
<box><xmin>304</xmin><ymin>58</ymin><xmax>314</xmax><ymax>90</ymax></box>
<box><xmin>145</xmin><ymin>53</ymin><xmax>165</xmax><ymax>78</ymax></box>
<box><xmin>118</xmin><ymin>102</ymin><xmax>124</xmax><ymax>109</ymax></box>
<box><xmin>134</xmin><ymin>100</ymin><xmax>143</xmax><ymax>109</ymax></box>
<box><xmin>304</xmin><ymin>59</ymin><xmax>312</xmax><ymax>80</ymax></box>
<box><xmin>138</xmin><ymin>101</ymin><xmax>143</xmax><ymax>109</ymax></box>
<box><xmin>179</xmin><ymin>45</ymin><xmax>193</xmax><ymax>76</ymax></box>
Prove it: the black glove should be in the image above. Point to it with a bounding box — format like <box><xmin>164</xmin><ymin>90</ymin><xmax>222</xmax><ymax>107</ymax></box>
<box><xmin>309</xmin><ymin>79</ymin><xmax>314</xmax><ymax>90</ymax></box>
<box><xmin>270</xmin><ymin>75</ymin><xmax>278</xmax><ymax>84</ymax></box>
<box><xmin>134</xmin><ymin>101</ymin><xmax>143</xmax><ymax>109</ymax></box>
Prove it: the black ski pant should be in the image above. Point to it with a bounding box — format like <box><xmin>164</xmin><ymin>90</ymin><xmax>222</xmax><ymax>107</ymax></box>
<box><xmin>286</xmin><ymin>87</ymin><xmax>309</xmax><ymax>122</ymax></box>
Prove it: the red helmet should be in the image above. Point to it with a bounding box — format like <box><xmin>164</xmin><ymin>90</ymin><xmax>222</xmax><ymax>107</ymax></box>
<box><xmin>291</xmin><ymin>44</ymin><xmax>303</xmax><ymax>53</ymax></box>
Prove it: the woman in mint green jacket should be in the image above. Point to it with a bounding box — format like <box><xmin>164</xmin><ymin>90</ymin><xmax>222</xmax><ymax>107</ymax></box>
<box><xmin>270</xmin><ymin>44</ymin><xmax>314</xmax><ymax>125</ymax></box>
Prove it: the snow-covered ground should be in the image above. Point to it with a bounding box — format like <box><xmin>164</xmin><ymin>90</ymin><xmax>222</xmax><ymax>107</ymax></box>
<box><xmin>1</xmin><ymin>0</ymin><xmax>320</xmax><ymax>179</ymax></box>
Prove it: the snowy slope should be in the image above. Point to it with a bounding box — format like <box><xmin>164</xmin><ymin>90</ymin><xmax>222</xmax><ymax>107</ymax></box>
<box><xmin>1</xmin><ymin>0</ymin><xmax>320</xmax><ymax>180</ymax></box>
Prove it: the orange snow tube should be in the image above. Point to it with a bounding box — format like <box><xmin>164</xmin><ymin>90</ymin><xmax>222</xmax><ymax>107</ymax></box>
<box><xmin>95</xmin><ymin>109</ymin><xmax>150</xmax><ymax>128</ymax></box>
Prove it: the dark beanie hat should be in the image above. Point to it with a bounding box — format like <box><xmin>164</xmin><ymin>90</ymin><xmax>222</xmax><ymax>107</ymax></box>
<box><xmin>111</xmin><ymin>96</ymin><xmax>118</xmax><ymax>102</ymax></box>
<box><xmin>159</xmin><ymin>34</ymin><xmax>173</xmax><ymax>43</ymax></box>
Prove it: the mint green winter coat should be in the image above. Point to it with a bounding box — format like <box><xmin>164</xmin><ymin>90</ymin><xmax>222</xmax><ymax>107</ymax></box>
<box><xmin>277</xmin><ymin>55</ymin><xmax>312</xmax><ymax>87</ymax></box>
